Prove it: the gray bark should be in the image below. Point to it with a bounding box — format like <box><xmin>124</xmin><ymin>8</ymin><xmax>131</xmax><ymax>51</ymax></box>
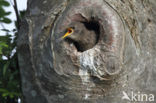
<box><xmin>18</xmin><ymin>0</ymin><xmax>156</xmax><ymax>103</ymax></box>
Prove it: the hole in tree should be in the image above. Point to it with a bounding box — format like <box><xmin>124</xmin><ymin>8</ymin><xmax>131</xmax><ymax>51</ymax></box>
<box><xmin>65</xmin><ymin>38</ymin><xmax>82</xmax><ymax>52</ymax></box>
<box><xmin>65</xmin><ymin>18</ymin><xmax>101</xmax><ymax>52</ymax></box>
<box><xmin>82</xmin><ymin>18</ymin><xmax>100</xmax><ymax>44</ymax></box>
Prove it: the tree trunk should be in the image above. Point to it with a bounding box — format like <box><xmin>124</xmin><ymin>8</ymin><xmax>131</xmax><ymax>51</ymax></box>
<box><xmin>18</xmin><ymin>0</ymin><xmax>156</xmax><ymax>103</ymax></box>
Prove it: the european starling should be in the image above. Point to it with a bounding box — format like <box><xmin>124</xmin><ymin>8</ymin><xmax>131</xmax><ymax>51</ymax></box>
<box><xmin>61</xmin><ymin>22</ymin><xmax>98</xmax><ymax>51</ymax></box>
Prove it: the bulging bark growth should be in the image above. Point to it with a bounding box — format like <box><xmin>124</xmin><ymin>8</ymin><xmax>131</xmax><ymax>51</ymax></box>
<box><xmin>18</xmin><ymin>0</ymin><xmax>156</xmax><ymax>103</ymax></box>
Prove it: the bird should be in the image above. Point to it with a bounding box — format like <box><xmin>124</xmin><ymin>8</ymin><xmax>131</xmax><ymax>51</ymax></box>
<box><xmin>60</xmin><ymin>21</ymin><xmax>99</xmax><ymax>52</ymax></box>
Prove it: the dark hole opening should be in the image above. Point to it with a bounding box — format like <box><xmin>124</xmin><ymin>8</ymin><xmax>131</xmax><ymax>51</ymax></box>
<box><xmin>82</xmin><ymin>19</ymin><xmax>100</xmax><ymax>44</ymax></box>
<box><xmin>65</xmin><ymin>38</ymin><xmax>82</xmax><ymax>52</ymax></box>
<box><xmin>65</xmin><ymin>18</ymin><xmax>101</xmax><ymax>52</ymax></box>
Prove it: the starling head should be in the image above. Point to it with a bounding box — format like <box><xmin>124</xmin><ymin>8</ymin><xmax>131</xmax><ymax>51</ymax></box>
<box><xmin>62</xmin><ymin>27</ymin><xmax>74</xmax><ymax>39</ymax></box>
<box><xmin>61</xmin><ymin>22</ymin><xmax>84</xmax><ymax>40</ymax></box>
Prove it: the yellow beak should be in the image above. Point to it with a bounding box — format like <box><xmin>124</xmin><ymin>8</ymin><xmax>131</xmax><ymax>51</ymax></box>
<box><xmin>62</xmin><ymin>28</ymin><xmax>74</xmax><ymax>39</ymax></box>
<box><xmin>62</xmin><ymin>32</ymin><xmax>71</xmax><ymax>39</ymax></box>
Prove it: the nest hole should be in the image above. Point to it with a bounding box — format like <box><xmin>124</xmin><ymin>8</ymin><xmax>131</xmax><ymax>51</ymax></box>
<box><xmin>65</xmin><ymin>38</ymin><xmax>82</xmax><ymax>52</ymax></box>
<box><xmin>65</xmin><ymin>18</ymin><xmax>101</xmax><ymax>52</ymax></box>
<box><xmin>82</xmin><ymin>19</ymin><xmax>100</xmax><ymax>44</ymax></box>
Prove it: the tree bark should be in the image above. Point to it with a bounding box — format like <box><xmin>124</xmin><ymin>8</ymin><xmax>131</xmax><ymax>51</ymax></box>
<box><xmin>18</xmin><ymin>0</ymin><xmax>156</xmax><ymax>103</ymax></box>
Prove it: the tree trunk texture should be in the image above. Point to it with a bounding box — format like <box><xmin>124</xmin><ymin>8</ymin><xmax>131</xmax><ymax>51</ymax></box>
<box><xmin>18</xmin><ymin>0</ymin><xmax>156</xmax><ymax>103</ymax></box>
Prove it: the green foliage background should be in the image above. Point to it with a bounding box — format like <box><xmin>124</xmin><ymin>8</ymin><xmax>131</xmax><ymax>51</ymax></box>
<box><xmin>0</xmin><ymin>0</ymin><xmax>24</xmax><ymax>102</ymax></box>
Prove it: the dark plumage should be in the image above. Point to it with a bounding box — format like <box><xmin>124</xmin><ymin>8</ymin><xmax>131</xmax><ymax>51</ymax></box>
<box><xmin>64</xmin><ymin>22</ymin><xmax>98</xmax><ymax>51</ymax></box>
